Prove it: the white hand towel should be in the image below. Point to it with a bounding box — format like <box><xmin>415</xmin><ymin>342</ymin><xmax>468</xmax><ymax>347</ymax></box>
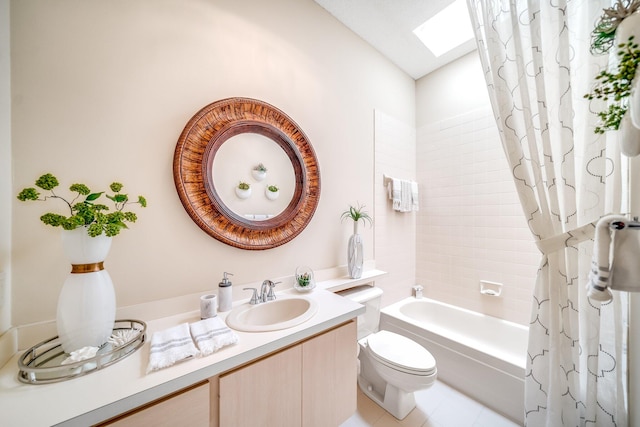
<box><xmin>400</xmin><ymin>179</ymin><xmax>412</xmax><ymax>212</ymax></box>
<box><xmin>586</xmin><ymin>215</ymin><xmax>628</xmax><ymax>302</ymax></box>
<box><xmin>388</xmin><ymin>178</ymin><xmax>402</xmax><ymax>211</ymax></box>
<box><xmin>189</xmin><ymin>317</ymin><xmax>239</xmax><ymax>356</ymax></box>
<box><xmin>147</xmin><ymin>323</ymin><xmax>199</xmax><ymax>373</ymax></box>
<box><xmin>410</xmin><ymin>181</ymin><xmax>419</xmax><ymax>212</ymax></box>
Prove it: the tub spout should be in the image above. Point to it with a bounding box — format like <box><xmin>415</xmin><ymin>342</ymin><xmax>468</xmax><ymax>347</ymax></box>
<box><xmin>412</xmin><ymin>285</ymin><xmax>423</xmax><ymax>299</ymax></box>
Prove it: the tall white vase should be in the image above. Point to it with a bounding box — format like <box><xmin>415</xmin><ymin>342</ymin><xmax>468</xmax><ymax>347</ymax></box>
<box><xmin>56</xmin><ymin>228</ymin><xmax>116</xmax><ymax>353</ymax></box>
<box><xmin>617</xmin><ymin>13</ymin><xmax>640</xmax><ymax>130</ymax></box>
<box><xmin>348</xmin><ymin>221</ymin><xmax>364</xmax><ymax>279</ymax></box>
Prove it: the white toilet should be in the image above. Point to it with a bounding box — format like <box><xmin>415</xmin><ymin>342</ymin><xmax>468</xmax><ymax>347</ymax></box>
<box><xmin>340</xmin><ymin>286</ymin><xmax>437</xmax><ymax>420</ymax></box>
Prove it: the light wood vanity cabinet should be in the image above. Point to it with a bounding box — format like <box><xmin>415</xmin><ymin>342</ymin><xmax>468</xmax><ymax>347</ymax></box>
<box><xmin>215</xmin><ymin>320</ymin><xmax>357</xmax><ymax>427</ymax></box>
<box><xmin>301</xmin><ymin>320</ymin><xmax>357</xmax><ymax>426</ymax></box>
<box><xmin>98</xmin><ymin>320</ymin><xmax>356</xmax><ymax>427</ymax></box>
<box><xmin>99</xmin><ymin>381</ymin><xmax>210</xmax><ymax>427</ymax></box>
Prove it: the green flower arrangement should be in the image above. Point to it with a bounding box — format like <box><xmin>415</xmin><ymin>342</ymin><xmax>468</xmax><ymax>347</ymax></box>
<box><xmin>584</xmin><ymin>36</ymin><xmax>640</xmax><ymax>134</ymax></box>
<box><xmin>17</xmin><ymin>173</ymin><xmax>147</xmax><ymax>237</ymax></box>
<box><xmin>238</xmin><ymin>181</ymin><xmax>250</xmax><ymax>190</ymax></box>
<box><xmin>267</xmin><ymin>185</ymin><xmax>279</xmax><ymax>192</ymax></box>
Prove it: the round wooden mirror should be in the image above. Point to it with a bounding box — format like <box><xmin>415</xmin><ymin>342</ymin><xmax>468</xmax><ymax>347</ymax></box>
<box><xmin>173</xmin><ymin>98</ymin><xmax>321</xmax><ymax>250</ymax></box>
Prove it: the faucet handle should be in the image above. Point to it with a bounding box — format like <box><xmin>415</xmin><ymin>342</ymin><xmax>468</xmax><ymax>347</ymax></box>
<box><xmin>266</xmin><ymin>281</ymin><xmax>281</xmax><ymax>301</ymax></box>
<box><xmin>243</xmin><ymin>287</ymin><xmax>259</xmax><ymax>305</ymax></box>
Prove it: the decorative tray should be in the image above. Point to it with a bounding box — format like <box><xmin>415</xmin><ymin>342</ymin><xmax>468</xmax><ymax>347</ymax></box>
<box><xmin>18</xmin><ymin>319</ymin><xmax>146</xmax><ymax>385</ymax></box>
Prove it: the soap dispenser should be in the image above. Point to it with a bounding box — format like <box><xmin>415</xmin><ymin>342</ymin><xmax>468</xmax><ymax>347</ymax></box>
<box><xmin>218</xmin><ymin>272</ymin><xmax>233</xmax><ymax>312</ymax></box>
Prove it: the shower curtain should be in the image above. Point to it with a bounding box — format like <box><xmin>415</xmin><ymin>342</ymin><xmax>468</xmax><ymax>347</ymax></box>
<box><xmin>466</xmin><ymin>1</ymin><xmax>628</xmax><ymax>425</ymax></box>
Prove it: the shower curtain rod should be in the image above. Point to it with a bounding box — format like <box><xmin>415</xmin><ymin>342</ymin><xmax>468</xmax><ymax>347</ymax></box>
<box><xmin>609</xmin><ymin>217</ymin><xmax>640</xmax><ymax>230</ymax></box>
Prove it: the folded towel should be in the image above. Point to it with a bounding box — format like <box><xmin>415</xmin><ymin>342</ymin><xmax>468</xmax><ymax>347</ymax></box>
<box><xmin>189</xmin><ymin>317</ymin><xmax>239</xmax><ymax>356</ymax></box>
<box><xmin>388</xmin><ymin>178</ymin><xmax>402</xmax><ymax>211</ymax></box>
<box><xmin>410</xmin><ymin>181</ymin><xmax>419</xmax><ymax>212</ymax></box>
<box><xmin>586</xmin><ymin>215</ymin><xmax>629</xmax><ymax>302</ymax></box>
<box><xmin>147</xmin><ymin>323</ymin><xmax>199</xmax><ymax>373</ymax></box>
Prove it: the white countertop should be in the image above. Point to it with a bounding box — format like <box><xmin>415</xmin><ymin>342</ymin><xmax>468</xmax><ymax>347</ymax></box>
<box><xmin>0</xmin><ymin>287</ymin><xmax>365</xmax><ymax>427</ymax></box>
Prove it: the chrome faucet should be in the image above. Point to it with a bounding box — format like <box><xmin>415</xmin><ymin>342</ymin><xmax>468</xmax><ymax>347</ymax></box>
<box><xmin>244</xmin><ymin>280</ymin><xmax>280</xmax><ymax>304</ymax></box>
<box><xmin>243</xmin><ymin>287</ymin><xmax>260</xmax><ymax>305</ymax></box>
<box><xmin>260</xmin><ymin>280</ymin><xmax>271</xmax><ymax>303</ymax></box>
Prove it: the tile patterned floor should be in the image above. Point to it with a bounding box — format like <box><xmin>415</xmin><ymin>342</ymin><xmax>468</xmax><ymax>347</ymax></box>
<box><xmin>341</xmin><ymin>381</ymin><xmax>522</xmax><ymax>427</ymax></box>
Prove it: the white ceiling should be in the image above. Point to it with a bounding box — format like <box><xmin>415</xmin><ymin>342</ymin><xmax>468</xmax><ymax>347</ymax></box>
<box><xmin>313</xmin><ymin>0</ymin><xmax>477</xmax><ymax>80</ymax></box>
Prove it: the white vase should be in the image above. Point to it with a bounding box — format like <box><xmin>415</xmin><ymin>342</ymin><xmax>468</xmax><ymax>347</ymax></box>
<box><xmin>265</xmin><ymin>188</ymin><xmax>279</xmax><ymax>200</ymax></box>
<box><xmin>235</xmin><ymin>187</ymin><xmax>252</xmax><ymax>199</ymax></box>
<box><xmin>619</xmin><ymin>111</ymin><xmax>640</xmax><ymax>157</ymax></box>
<box><xmin>347</xmin><ymin>221</ymin><xmax>363</xmax><ymax>279</ymax></box>
<box><xmin>56</xmin><ymin>228</ymin><xmax>116</xmax><ymax>353</ymax></box>
<box><xmin>617</xmin><ymin>13</ymin><xmax>640</xmax><ymax>128</ymax></box>
<box><xmin>252</xmin><ymin>170</ymin><xmax>267</xmax><ymax>181</ymax></box>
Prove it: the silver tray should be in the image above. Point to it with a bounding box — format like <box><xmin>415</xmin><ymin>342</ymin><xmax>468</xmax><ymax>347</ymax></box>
<box><xmin>18</xmin><ymin>319</ymin><xmax>146</xmax><ymax>384</ymax></box>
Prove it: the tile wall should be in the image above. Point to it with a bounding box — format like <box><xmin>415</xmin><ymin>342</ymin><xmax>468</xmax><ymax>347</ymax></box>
<box><xmin>416</xmin><ymin>106</ymin><xmax>539</xmax><ymax>325</ymax></box>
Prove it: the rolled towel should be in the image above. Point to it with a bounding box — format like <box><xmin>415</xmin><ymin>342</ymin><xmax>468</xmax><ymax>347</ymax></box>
<box><xmin>610</xmin><ymin>222</ymin><xmax>640</xmax><ymax>292</ymax></box>
<box><xmin>586</xmin><ymin>215</ymin><xmax>628</xmax><ymax>302</ymax></box>
<box><xmin>147</xmin><ymin>323</ymin><xmax>199</xmax><ymax>373</ymax></box>
<box><xmin>189</xmin><ymin>317</ymin><xmax>239</xmax><ymax>356</ymax></box>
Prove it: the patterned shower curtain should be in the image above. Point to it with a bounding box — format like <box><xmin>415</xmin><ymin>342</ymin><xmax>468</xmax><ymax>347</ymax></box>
<box><xmin>466</xmin><ymin>1</ymin><xmax>628</xmax><ymax>425</ymax></box>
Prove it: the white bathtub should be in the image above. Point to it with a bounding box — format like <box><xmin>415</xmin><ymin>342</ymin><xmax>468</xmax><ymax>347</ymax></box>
<box><xmin>380</xmin><ymin>297</ymin><xmax>528</xmax><ymax>425</ymax></box>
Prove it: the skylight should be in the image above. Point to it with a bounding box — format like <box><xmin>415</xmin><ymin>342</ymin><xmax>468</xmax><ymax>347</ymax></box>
<box><xmin>412</xmin><ymin>0</ymin><xmax>474</xmax><ymax>57</ymax></box>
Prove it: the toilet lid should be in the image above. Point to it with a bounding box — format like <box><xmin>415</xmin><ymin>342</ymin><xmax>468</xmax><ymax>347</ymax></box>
<box><xmin>366</xmin><ymin>330</ymin><xmax>436</xmax><ymax>375</ymax></box>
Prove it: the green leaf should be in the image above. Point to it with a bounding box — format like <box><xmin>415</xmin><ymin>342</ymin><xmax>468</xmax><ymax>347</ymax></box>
<box><xmin>85</xmin><ymin>192</ymin><xmax>104</xmax><ymax>201</ymax></box>
<box><xmin>113</xmin><ymin>194</ymin><xmax>128</xmax><ymax>203</ymax></box>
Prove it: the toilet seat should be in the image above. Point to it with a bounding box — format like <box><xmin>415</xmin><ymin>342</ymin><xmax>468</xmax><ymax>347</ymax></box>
<box><xmin>366</xmin><ymin>330</ymin><xmax>436</xmax><ymax>376</ymax></box>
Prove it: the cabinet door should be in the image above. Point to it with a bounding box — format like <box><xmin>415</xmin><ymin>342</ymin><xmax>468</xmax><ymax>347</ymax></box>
<box><xmin>219</xmin><ymin>344</ymin><xmax>302</xmax><ymax>427</ymax></box>
<box><xmin>302</xmin><ymin>320</ymin><xmax>357</xmax><ymax>426</ymax></box>
<box><xmin>100</xmin><ymin>382</ymin><xmax>209</xmax><ymax>427</ymax></box>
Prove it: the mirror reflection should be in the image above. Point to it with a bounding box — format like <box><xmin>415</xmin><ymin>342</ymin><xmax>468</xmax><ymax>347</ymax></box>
<box><xmin>213</xmin><ymin>133</ymin><xmax>295</xmax><ymax>220</ymax></box>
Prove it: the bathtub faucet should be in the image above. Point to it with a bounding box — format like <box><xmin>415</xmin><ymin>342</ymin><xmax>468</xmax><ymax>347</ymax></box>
<box><xmin>412</xmin><ymin>285</ymin><xmax>423</xmax><ymax>299</ymax></box>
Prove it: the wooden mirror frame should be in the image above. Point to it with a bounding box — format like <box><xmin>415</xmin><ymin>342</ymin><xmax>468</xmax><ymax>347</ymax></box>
<box><xmin>173</xmin><ymin>98</ymin><xmax>320</xmax><ymax>250</ymax></box>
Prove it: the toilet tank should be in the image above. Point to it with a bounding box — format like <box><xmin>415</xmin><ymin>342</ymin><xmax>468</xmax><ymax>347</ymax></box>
<box><xmin>338</xmin><ymin>285</ymin><xmax>383</xmax><ymax>340</ymax></box>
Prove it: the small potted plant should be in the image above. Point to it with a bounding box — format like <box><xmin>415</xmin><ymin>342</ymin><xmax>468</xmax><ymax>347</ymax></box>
<box><xmin>584</xmin><ymin>36</ymin><xmax>640</xmax><ymax>134</ymax></box>
<box><xmin>265</xmin><ymin>184</ymin><xmax>279</xmax><ymax>200</ymax></box>
<box><xmin>252</xmin><ymin>163</ymin><xmax>268</xmax><ymax>181</ymax></box>
<box><xmin>295</xmin><ymin>265</ymin><xmax>316</xmax><ymax>292</ymax></box>
<box><xmin>235</xmin><ymin>181</ymin><xmax>251</xmax><ymax>199</ymax></box>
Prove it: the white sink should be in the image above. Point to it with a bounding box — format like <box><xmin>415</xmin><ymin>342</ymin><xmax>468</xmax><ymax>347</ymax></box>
<box><xmin>226</xmin><ymin>296</ymin><xmax>318</xmax><ymax>332</ymax></box>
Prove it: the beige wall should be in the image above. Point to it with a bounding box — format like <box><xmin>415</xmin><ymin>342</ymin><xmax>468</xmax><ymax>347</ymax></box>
<box><xmin>9</xmin><ymin>0</ymin><xmax>415</xmax><ymax>328</ymax></box>
<box><xmin>1</xmin><ymin>0</ymin><xmax>11</xmax><ymax>334</ymax></box>
<box><xmin>415</xmin><ymin>52</ymin><xmax>538</xmax><ymax>325</ymax></box>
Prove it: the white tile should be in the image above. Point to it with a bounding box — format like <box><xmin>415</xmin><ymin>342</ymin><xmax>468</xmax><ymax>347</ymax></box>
<box><xmin>473</xmin><ymin>407</ymin><xmax>521</xmax><ymax>427</ymax></box>
<box><xmin>342</xmin><ymin>380</ymin><xmax>521</xmax><ymax>427</ymax></box>
<box><xmin>428</xmin><ymin>395</ymin><xmax>483</xmax><ymax>427</ymax></box>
